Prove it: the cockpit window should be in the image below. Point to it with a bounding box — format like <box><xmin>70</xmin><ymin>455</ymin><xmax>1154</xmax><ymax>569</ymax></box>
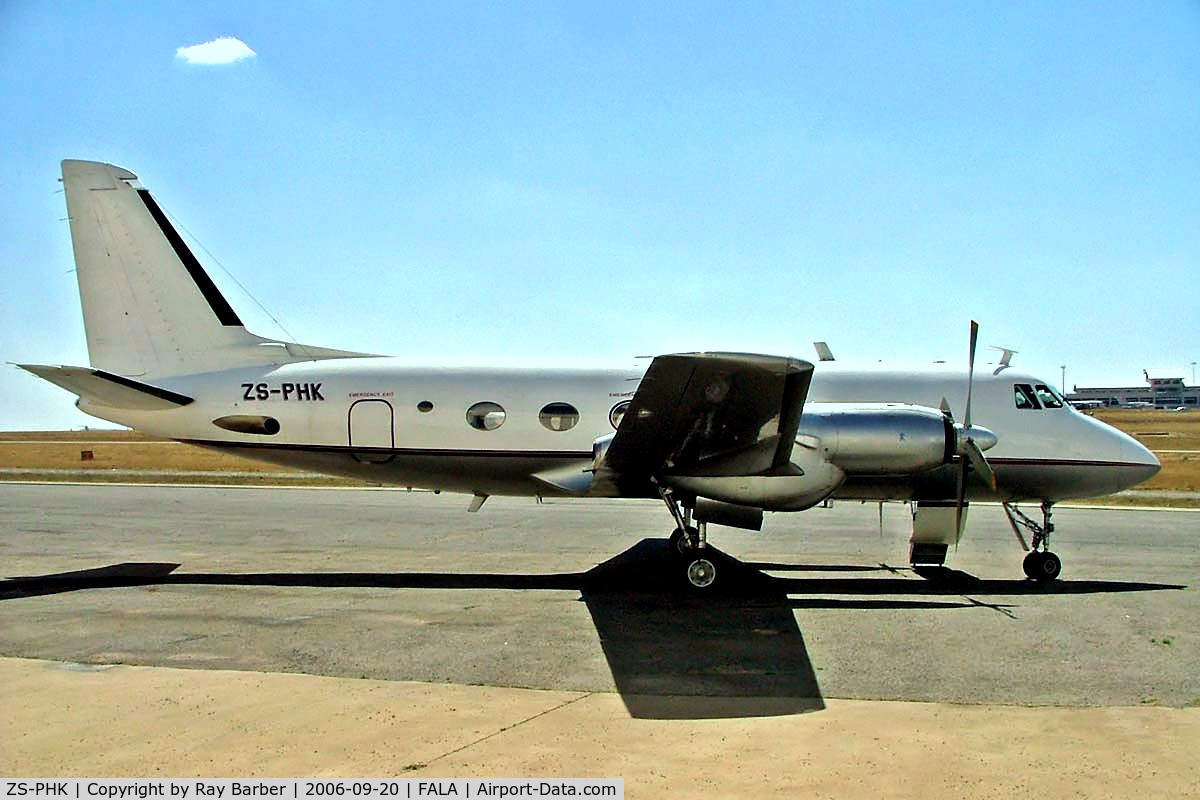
<box><xmin>1035</xmin><ymin>384</ymin><xmax>1064</xmax><ymax>409</ymax></box>
<box><xmin>1014</xmin><ymin>384</ymin><xmax>1041</xmax><ymax>410</ymax></box>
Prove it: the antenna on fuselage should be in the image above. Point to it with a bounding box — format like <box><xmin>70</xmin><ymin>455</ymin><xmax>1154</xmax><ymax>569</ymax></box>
<box><xmin>988</xmin><ymin>345</ymin><xmax>1018</xmax><ymax>376</ymax></box>
<box><xmin>813</xmin><ymin>342</ymin><xmax>835</xmax><ymax>362</ymax></box>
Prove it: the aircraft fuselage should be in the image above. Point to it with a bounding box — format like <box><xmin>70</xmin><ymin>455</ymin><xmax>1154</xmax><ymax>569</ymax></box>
<box><xmin>75</xmin><ymin>358</ymin><xmax>1159</xmax><ymax>504</ymax></box>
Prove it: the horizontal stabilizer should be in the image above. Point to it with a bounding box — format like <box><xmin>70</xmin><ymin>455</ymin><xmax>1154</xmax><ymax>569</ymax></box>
<box><xmin>18</xmin><ymin>364</ymin><xmax>193</xmax><ymax>410</ymax></box>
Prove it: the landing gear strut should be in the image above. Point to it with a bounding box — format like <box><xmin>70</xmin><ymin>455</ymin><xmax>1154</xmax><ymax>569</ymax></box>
<box><xmin>1003</xmin><ymin>501</ymin><xmax>1063</xmax><ymax>582</ymax></box>
<box><xmin>660</xmin><ymin>487</ymin><xmax>718</xmax><ymax>590</ymax></box>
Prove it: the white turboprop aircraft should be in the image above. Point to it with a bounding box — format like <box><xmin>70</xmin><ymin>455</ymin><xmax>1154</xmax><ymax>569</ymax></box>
<box><xmin>21</xmin><ymin>161</ymin><xmax>1161</xmax><ymax>589</ymax></box>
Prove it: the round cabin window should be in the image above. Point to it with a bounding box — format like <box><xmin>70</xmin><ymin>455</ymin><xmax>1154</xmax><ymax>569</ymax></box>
<box><xmin>539</xmin><ymin>402</ymin><xmax>580</xmax><ymax>432</ymax></box>
<box><xmin>466</xmin><ymin>401</ymin><xmax>506</xmax><ymax>431</ymax></box>
<box><xmin>417</xmin><ymin>401</ymin><xmax>434</xmax><ymax>413</ymax></box>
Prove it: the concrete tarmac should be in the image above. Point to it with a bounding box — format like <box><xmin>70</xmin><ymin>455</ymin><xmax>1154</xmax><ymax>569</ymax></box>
<box><xmin>2</xmin><ymin>483</ymin><xmax>1198</xmax><ymax>794</ymax></box>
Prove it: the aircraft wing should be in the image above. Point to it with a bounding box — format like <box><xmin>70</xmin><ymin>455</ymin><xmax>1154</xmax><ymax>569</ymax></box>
<box><xmin>605</xmin><ymin>352</ymin><xmax>813</xmax><ymax>478</ymax></box>
<box><xmin>18</xmin><ymin>364</ymin><xmax>193</xmax><ymax>411</ymax></box>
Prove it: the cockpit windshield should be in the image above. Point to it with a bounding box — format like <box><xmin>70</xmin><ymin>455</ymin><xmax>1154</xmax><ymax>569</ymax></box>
<box><xmin>1035</xmin><ymin>384</ymin><xmax>1064</xmax><ymax>409</ymax></box>
<box><xmin>1014</xmin><ymin>384</ymin><xmax>1040</xmax><ymax>410</ymax></box>
<box><xmin>1014</xmin><ymin>382</ymin><xmax>1065</xmax><ymax>410</ymax></box>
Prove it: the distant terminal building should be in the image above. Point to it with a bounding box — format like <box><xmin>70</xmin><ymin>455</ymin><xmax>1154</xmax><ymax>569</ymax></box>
<box><xmin>1067</xmin><ymin>369</ymin><xmax>1199</xmax><ymax>409</ymax></box>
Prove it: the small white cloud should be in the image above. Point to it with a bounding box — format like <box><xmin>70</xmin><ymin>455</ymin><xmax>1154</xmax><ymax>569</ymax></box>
<box><xmin>176</xmin><ymin>37</ymin><xmax>257</xmax><ymax>65</ymax></box>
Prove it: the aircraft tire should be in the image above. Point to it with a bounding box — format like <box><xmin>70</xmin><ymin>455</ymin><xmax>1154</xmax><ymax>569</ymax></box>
<box><xmin>1023</xmin><ymin>550</ymin><xmax>1062</xmax><ymax>582</ymax></box>
<box><xmin>683</xmin><ymin>556</ymin><xmax>718</xmax><ymax>591</ymax></box>
<box><xmin>669</xmin><ymin>526</ymin><xmax>699</xmax><ymax>559</ymax></box>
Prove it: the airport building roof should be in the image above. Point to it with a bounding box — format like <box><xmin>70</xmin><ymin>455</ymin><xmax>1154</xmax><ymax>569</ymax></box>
<box><xmin>1067</xmin><ymin>368</ymin><xmax>1198</xmax><ymax>408</ymax></box>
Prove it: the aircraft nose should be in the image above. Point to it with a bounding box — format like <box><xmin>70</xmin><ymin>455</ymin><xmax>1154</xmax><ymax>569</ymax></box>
<box><xmin>1113</xmin><ymin>429</ymin><xmax>1161</xmax><ymax>491</ymax></box>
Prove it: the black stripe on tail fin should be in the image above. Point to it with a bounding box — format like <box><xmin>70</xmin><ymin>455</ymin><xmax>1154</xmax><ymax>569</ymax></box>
<box><xmin>136</xmin><ymin>189</ymin><xmax>244</xmax><ymax>326</ymax></box>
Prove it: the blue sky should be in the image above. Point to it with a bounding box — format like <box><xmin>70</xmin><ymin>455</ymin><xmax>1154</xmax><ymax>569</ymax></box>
<box><xmin>2</xmin><ymin>2</ymin><xmax>1198</xmax><ymax>429</ymax></box>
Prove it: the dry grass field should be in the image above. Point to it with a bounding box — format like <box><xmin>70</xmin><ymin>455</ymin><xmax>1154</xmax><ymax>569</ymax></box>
<box><xmin>1091</xmin><ymin>409</ymin><xmax>1200</xmax><ymax>497</ymax></box>
<box><xmin>0</xmin><ymin>429</ymin><xmax>365</xmax><ymax>486</ymax></box>
<box><xmin>0</xmin><ymin>410</ymin><xmax>1197</xmax><ymax>505</ymax></box>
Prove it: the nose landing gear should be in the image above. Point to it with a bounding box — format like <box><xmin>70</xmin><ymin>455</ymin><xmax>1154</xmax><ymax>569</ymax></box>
<box><xmin>1004</xmin><ymin>501</ymin><xmax>1063</xmax><ymax>582</ymax></box>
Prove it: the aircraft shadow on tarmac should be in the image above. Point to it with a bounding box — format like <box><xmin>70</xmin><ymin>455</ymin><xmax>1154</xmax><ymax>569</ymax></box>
<box><xmin>1</xmin><ymin>539</ymin><xmax>1185</xmax><ymax>720</ymax></box>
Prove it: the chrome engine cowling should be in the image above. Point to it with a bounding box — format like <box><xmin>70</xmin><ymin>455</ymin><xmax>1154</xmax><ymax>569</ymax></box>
<box><xmin>797</xmin><ymin>403</ymin><xmax>956</xmax><ymax>475</ymax></box>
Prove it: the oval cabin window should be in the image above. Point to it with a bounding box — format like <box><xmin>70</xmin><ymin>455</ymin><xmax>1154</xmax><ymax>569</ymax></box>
<box><xmin>466</xmin><ymin>401</ymin><xmax>506</xmax><ymax>431</ymax></box>
<box><xmin>539</xmin><ymin>402</ymin><xmax>580</xmax><ymax>432</ymax></box>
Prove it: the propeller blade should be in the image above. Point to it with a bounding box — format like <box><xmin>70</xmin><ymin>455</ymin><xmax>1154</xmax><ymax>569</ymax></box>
<box><xmin>964</xmin><ymin>320</ymin><xmax>979</xmax><ymax>427</ymax></box>
<box><xmin>954</xmin><ymin>320</ymin><xmax>989</xmax><ymax>546</ymax></box>
<box><xmin>954</xmin><ymin>457</ymin><xmax>967</xmax><ymax>545</ymax></box>
<box><xmin>963</xmin><ymin>437</ymin><xmax>998</xmax><ymax>492</ymax></box>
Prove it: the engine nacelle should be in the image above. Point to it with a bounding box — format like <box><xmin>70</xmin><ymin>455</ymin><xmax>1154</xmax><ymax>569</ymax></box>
<box><xmin>538</xmin><ymin>405</ymin><xmax>968</xmax><ymax>506</ymax></box>
<box><xmin>663</xmin><ymin>436</ymin><xmax>845</xmax><ymax>511</ymax></box>
<box><xmin>530</xmin><ymin>432</ymin><xmax>615</xmax><ymax>496</ymax></box>
<box><xmin>592</xmin><ymin>431</ymin><xmax>615</xmax><ymax>466</ymax></box>
<box><xmin>797</xmin><ymin>403</ymin><xmax>955</xmax><ymax>475</ymax></box>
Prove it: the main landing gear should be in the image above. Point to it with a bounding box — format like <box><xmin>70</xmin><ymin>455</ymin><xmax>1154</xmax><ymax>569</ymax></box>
<box><xmin>660</xmin><ymin>488</ymin><xmax>719</xmax><ymax>590</ymax></box>
<box><xmin>1003</xmin><ymin>501</ymin><xmax>1063</xmax><ymax>582</ymax></box>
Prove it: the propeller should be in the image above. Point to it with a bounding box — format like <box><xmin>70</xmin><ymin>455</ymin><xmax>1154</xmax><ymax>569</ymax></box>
<box><xmin>948</xmin><ymin>321</ymin><xmax>1000</xmax><ymax>542</ymax></box>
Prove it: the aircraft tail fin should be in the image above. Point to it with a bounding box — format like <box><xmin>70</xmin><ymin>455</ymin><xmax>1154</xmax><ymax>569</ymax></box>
<box><xmin>60</xmin><ymin>160</ymin><xmax>374</xmax><ymax>378</ymax></box>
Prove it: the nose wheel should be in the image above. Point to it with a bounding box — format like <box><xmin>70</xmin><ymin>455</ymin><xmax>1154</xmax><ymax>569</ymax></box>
<box><xmin>1022</xmin><ymin>550</ymin><xmax>1062</xmax><ymax>581</ymax></box>
<box><xmin>1005</xmin><ymin>501</ymin><xmax>1063</xmax><ymax>583</ymax></box>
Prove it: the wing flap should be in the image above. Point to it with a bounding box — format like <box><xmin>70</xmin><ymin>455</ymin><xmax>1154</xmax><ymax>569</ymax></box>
<box><xmin>605</xmin><ymin>352</ymin><xmax>813</xmax><ymax>478</ymax></box>
<box><xmin>19</xmin><ymin>364</ymin><xmax>193</xmax><ymax>410</ymax></box>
